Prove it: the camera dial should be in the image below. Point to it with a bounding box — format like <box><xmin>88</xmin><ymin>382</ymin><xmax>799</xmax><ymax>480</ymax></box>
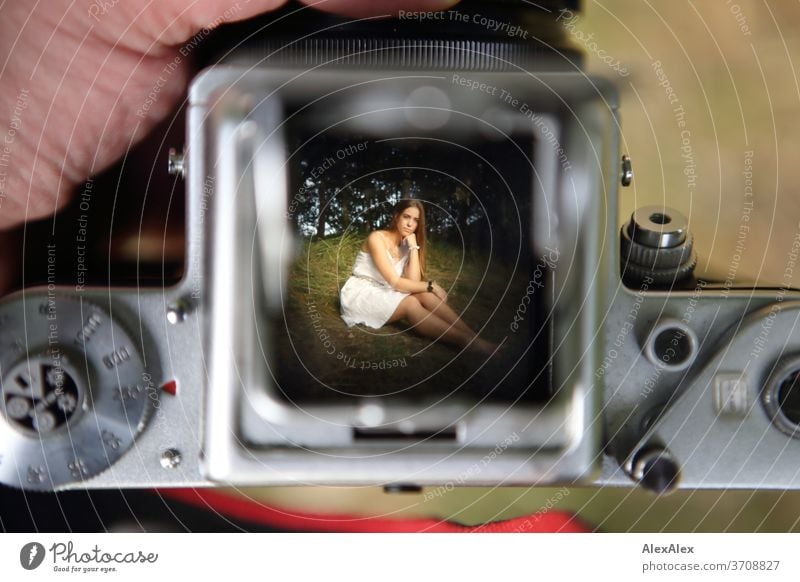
<box><xmin>0</xmin><ymin>295</ymin><xmax>155</xmax><ymax>490</ymax></box>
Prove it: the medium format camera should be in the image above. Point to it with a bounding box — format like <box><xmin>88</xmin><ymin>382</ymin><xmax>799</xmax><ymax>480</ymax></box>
<box><xmin>1</xmin><ymin>0</ymin><xmax>798</xmax><ymax>495</ymax></box>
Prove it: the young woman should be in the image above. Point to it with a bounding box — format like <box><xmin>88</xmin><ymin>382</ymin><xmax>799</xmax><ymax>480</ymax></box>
<box><xmin>340</xmin><ymin>199</ymin><xmax>496</xmax><ymax>354</ymax></box>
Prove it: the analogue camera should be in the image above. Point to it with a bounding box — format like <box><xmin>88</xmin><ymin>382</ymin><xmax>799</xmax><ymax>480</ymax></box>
<box><xmin>1</xmin><ymin>0</ymin><xmax>799</xmax><ymax>495</ymax></box>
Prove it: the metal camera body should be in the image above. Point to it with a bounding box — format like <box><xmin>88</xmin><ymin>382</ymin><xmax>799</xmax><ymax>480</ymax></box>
<box><xmin>1</xmin><ymin>1</ymin><xmax>799</xmax><ymax>494</ymax></box>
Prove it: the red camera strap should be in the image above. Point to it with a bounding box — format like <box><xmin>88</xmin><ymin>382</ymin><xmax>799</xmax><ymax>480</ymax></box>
<box><xmin>158</xmin><ymin>488</ymin><xmax>590</xmax><ymax>533</ymax></box>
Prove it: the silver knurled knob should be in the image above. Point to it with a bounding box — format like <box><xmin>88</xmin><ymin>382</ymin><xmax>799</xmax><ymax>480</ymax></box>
<box><xmin>621</xmin><ymin>207</ymin><xmax>696</xmax><ymax>286</ymax></box>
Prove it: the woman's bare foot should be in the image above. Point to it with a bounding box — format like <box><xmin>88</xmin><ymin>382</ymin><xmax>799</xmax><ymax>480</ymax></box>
<box><xmin>470</xmin><ymin>337</ymin><xmax>499</xmax><ymax>356</ymax></box>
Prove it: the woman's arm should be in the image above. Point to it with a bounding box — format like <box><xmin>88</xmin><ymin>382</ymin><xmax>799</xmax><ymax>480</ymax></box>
<box><xmin>403</xmin><ymin>235</ymin><xmax>422</xmax><ymax>281</ymax></box>
<box><xmin>367</xmin><ymin>232</ymin><xmax>428</xmax><ymax>293</ymax></box>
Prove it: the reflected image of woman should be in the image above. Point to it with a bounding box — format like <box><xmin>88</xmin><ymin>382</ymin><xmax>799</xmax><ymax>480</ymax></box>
<box><xmin>340</xmin><ymin>199</ymin><xmax>497</xmax><ymax>354</ymax></box>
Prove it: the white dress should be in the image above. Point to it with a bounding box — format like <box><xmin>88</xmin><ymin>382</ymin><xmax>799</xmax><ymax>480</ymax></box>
<box><xmin>340</xmin><ymin>247</ymin><xmax>410</xmax><ymax>329</ymax></box>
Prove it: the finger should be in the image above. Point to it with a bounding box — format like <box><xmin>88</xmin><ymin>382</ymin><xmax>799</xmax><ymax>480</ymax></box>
<box><xmin>168</xmin><ymin>0</ymin><xmax>459</xmax><ymax>45</ymax></box>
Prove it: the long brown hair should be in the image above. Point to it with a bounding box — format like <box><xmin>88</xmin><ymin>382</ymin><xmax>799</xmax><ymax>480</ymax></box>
<box><xmin>391</xmin><ymin>199</ymin><xmax>427</xmax><ymax>277</ymax></box>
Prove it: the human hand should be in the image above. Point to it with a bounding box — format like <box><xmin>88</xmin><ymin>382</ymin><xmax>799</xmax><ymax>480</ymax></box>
<box><xmin>404</xmin><ymin>233</ymin><xmax>418</xmax><ymax>248</ymax></box>
<box><xmin>0</xmin><ymin>0</ymin><xmax>457</xmax><ymax>231</ymax></box>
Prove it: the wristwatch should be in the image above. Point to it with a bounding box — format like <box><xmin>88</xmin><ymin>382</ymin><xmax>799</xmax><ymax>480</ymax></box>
<box><xmin>427</xmin><ymin>281</ymin><xmax>434</xmax><ymax>293</ymax></box>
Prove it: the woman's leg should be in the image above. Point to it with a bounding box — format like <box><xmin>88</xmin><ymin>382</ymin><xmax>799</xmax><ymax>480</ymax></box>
<box><xmin>389</xmin><ymin>296</ymin><xmax>494</xmax><ymax>353</ymax></box>
<box><xmin>414</xmin><ymin>292</ymin><xmax>475</xmax><ymax>336</ymax></box>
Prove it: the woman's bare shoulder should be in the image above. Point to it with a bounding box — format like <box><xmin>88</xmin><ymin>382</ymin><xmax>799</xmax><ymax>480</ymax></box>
<box><xmin>367</xmin><ymin>230</ymin><xmax>389</xmax><ymax>244</ymax></box>
<box><xmin>363</xmin><ymin>230</ymin><xmax>386</xmax><ymax>252</ymax></box>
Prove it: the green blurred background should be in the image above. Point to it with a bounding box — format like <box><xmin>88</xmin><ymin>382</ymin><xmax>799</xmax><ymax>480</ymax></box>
<box><xmin>241</xmin><ymin>0</ymin><xmax>800</xmax><ymax>532</ymax></box>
